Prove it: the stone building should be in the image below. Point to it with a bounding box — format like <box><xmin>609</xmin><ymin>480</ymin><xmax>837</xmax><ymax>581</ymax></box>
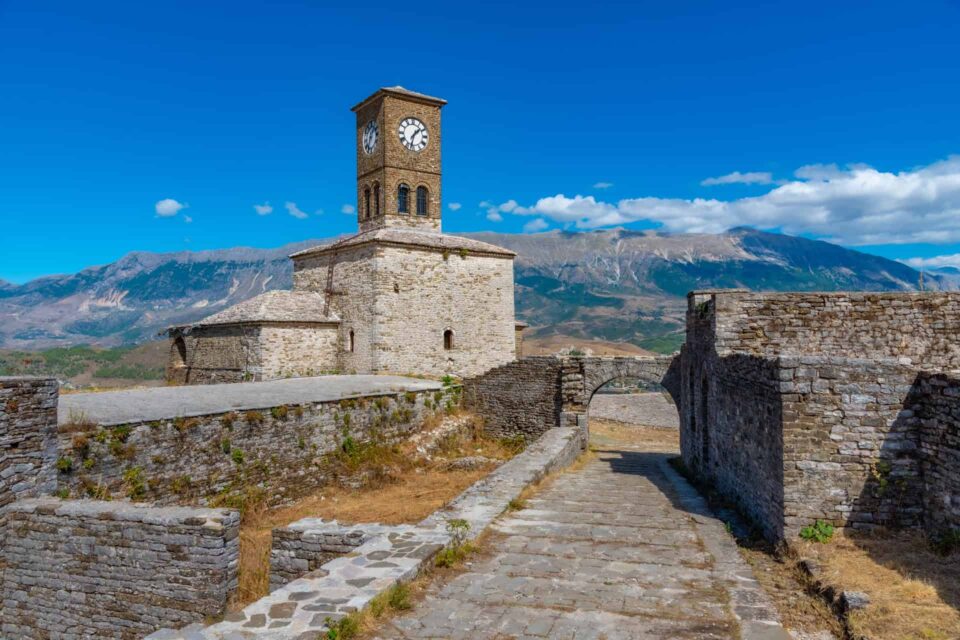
<box><xmin>168</xmin><ymin>87</ymin><xmax>522</xmax><ymax>384</ymax></box>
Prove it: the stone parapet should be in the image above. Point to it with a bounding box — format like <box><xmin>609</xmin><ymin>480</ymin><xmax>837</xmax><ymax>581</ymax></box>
<box><xmin>1</xmin><ymin>498</ymin><xmax>239</xmax><ymax>639</ymax></box>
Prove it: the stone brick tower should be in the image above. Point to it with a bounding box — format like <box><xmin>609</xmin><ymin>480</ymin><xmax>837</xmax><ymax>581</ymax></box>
<box><xmin>352</xmin><ymin>86</ymin><xmax>445</xmax><ymax>233</ymax></box>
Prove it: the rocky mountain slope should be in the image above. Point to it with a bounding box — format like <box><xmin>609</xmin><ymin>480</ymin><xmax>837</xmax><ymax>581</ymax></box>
<box><xmin>0</xmin><ymin>228</ymin><xmax>946</xmax><ymax>351</ymax></box>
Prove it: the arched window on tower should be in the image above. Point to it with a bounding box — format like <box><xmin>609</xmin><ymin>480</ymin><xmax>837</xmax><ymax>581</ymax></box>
<box><xmin>443</xmin><ymin>329</ymin><xmax>454</xmax><ymax>350</ymax></box>
<box><xmin>416</xmin><ymin>186</ymin><xmax>428</xmax><ymax>216</ymax></box>
<box><xmin>364</xmin><ymin>188</ymin><xmax>371</xmax><ymax>219</ymax></box>
<box><xmin>373</xmin><ymin>183</ymin><xmax>380</xmax><ymax>217</ymax></box>
<box><xmin>397</xmin><ymin>184</ymin><xmax>410</xmax><ymax>214</ymax></box>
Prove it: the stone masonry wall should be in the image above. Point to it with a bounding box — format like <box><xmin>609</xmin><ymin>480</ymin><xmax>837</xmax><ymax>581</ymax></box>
<box><xmin>1</xmin><ymin>498</ymin><xmax>238</xmax><ymax>639</ymax></box>
<box><xmin>56</xmin><ymin>389</ymin><xmax>443</xmax><ymax>505</ymax></box>
<box><xmin>708</xmin><ymin>291</ymin><xmax>960</xmax><ymax>368</ymax></box>
<box><xmin>0</xmin><ymin>377</ymin><xmax>57</xmax><ymax>508</ymax></box>
<box><xmin>258</xmin><ymin>323</ymin><xmax>339</xmax><ymax>379</ymax></box>
<box><xmin>372</xmin><ymin>245</ymin><xmax>516</xmax><ymax>378</ymax></box>
<box><xmin>294</xmin><ymin>244</ymin><xmax>378</xmax><ymax>375</ymax></box>
<box><xmin>779</xmin><ymin>356</ymin><xmax>923</xmax><ymax>536</ymax></box>
<box><xmin>463</xmin><ymin>357</ymin><xmax>563</xmax><ymax>440</ymax></box>
<box><xmin>914</xmin><ymin>373</ymin><xmax>960</xmax><ymax>532</ymax></box>
<box><xmin>168</xmin><ymin>325</ymin><xmax>260</xmax><ymax>385</ymax></box>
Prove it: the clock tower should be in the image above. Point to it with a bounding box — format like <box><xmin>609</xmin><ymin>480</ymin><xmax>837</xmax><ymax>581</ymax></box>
<box><xmin>352</xmin><ymin>86</ymin><xmax>446</xmax><ymax>233</ymax></box>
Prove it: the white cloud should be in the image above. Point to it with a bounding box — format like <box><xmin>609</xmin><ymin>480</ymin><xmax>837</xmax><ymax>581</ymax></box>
<box><xmin>341</xmin><ymin>204</ymin><xmax>355</xmax><ymax>215</ymax></box>
<box><xmin>254</xmin><ymin>202</ymin><xmax>273</xmax><ymax>216</ymax></box>
<box><xmin>285</xmin><ymin>202</ymin><xmax>309</xmax><ymax>219</ymax></box>
<box><xmin>901</xmin><ymin>254</ymin><xmax>960</xmax><ymax>270</ymax></box>
<box><xmin>155</xmin><ymin>198</ymin><xmax>186</xmax><ymax>217</ymax></box>
<box><xmin>448</xmin><ymin>202</ymin><xmax>462</xmax><ymax>211</ymax></box>
<box><xmin>701</xmin><ymin>171</ymin><xmax>774</xmax><ymax>186</ymax></box>
<box><xmin>183</xmin><ymin>215</ymin><xmax>193</xmax><ymax>224</ymax></box>
<box><xmin>593</xmin><ymin>182</ymin><xmax>614</xmax><ymax>189</ymax></box>
<box><xmin>523</xmin><ymin>218</ymin><xmax>550</xmax><ymax>233</ymax></box>
<box><xmin>481</xmin><ymin>199</ymin><xmax>519</xmax><ymax>222</ymax></box>
<box><xmin>496</xmin><ymin>156</ymin><xmax>960</xmax><ymax>246</ymax></box>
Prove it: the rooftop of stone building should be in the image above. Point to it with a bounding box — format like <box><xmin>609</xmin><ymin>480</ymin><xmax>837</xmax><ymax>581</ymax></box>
<box><xmin>169</xmin><ymin>290</ymin><xmax>338</xmax><ymax>331</ymax></box>
<box><xmin>290</xmin><ymin>227</ymin><xmax>516</xmax><ymax>260</ymax></box>
<box><xmin>59</xmin><ymin>375</ymin><xmax>442</xmax><ymax>426</ymax></box>
<box><xmin>351</xmin><ymin>85</ymin><xmax>447</xmax><ymax>111</ymax></box>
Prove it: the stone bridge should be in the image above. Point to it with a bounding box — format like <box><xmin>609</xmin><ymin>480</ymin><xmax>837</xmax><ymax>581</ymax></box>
<box><xmin>462</xmin><ymin>354</ymin><xmax>681</xmax><ymax>444</ymax></box>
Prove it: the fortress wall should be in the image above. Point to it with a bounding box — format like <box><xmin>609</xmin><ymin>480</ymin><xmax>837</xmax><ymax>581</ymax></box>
<box><xmin>915</xmin><ymin>373</ymin><xmax>960</xmax><ymax>532</ymax></box>
<box><xmin>779</xmin><ymin>357</ymin><xmax>923</xmax><ymax>536</ymax></box>
<box><xmin>700</xmin><ymin>290</ymin><xmax>960</xmax><ymax>368</ymax></box>
<box><xmin>0</xmin><ymin>377</ymin><xmax>58</xmax><ymax>508</ymax></box>
<box><xmin>463</xmin><ymin>357</ymin><xmax>563</xmax><ymax>440</ymax></box>
<box><xmin>1</xmin><ymin>498</ymin><xmax>238</xmax><ymax>639</ymax></box>
<box><xmin>681</xmin><ymin>353</ymin><xmax>787</xmax><ymax>541</ymax></box>
<box><xmin>56</xmin><ymin>388</ymin><xmax>443</xmax><ymax>505</ymax></box>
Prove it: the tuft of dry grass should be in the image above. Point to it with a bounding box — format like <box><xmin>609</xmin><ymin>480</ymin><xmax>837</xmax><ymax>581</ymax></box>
<box><xmin>798</xmin><ymin>531</ymin><xmax>960</xmax><ymax>640</ymax></box>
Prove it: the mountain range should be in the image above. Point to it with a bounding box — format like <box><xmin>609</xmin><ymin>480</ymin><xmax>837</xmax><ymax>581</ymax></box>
<box><xmin>0</xmin><ymin>228</ymin><xmax>952</xmax><ymax>352</ymax></box>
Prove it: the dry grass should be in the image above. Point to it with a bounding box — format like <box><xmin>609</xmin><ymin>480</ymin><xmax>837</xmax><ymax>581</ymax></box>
<box><xmin>231</xmin><ymin>415</ymin><xmax>518</xmax><ymax>608</ymax></box>
<box><xmin>589</xmin><ymin>418</ymin><xmax>680</xmax><ymax>452</ymax></box>
<box><xmin>798</xmin><ymin>531</ymin><xmax>960</xmax><ymax>640</ymax></box>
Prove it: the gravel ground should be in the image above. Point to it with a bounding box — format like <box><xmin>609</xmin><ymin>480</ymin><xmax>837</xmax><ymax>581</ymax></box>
<box><xmin>589</xmin><ymin>392</ymin><xmax>679</xmax><ymax>429</ymax></box>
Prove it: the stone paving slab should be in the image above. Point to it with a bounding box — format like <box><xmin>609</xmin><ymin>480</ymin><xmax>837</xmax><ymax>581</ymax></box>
<box><xmin>59</xmin><ymin>375</ymin><xmax>441</xmax><ymax>426</ymax></box>
<box><xmin>589</xmin><ymin>392</ymin><xmax>679</xmax><ymax>429</ymax></box>
<box><xmin>376</xmin><ymin>445</ymin><xmax>789</xmax><ymax>640</ymax></box>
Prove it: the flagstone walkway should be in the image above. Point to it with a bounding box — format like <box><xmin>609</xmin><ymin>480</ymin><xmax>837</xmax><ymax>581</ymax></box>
<box><xmin>375</xmin><ymin>442</ymin><xmax>789</xmax><ymax>640</ymax></box>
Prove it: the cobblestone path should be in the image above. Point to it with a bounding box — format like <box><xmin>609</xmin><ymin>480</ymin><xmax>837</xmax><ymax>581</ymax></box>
<box><xmin>376</xmin><ymin>442</ymin><xmax>788</xmax><ymax>639</ymax></box>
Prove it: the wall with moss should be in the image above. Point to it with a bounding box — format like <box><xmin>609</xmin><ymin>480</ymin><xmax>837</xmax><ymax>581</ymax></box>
<box><xmin>55</xmin><ymin>387</ymin><xmax>452</xmax><ymax>505</ymax></box>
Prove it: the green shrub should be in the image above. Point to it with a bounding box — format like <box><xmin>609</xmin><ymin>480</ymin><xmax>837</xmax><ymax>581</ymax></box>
<box><xmin>55</xmin><ymin>488</ymin><xmax>70</xmax><ymax>499</ymax></box>
<box><xmin>271</xmin><ymin>405</ymin><xmax>289</xmax><ymax>421</ymax></box>
<box><xmin>931</xmin><ymin>529</ymin><xmax>960</xmax><ymax>556</ymax></box>
<box><xmin>231</xmin><ymin>448</ymin><xmax>245</xmax><ymax>465</ymax></box>
<box><xmin>221</xmin><ymin>412</ymin><xmax>237</xmax><ymax>430</ymax></box>
<box><xmin>221</xmin><ymin>437</ymin><xmax>232</xmax><ymax>454</ymax></box>
<box><xmin>244</xmin><ymin>410</ymin><xmax>264</xmax><ymax>425</ymax></box>
<box><xmin>56</xmin><ymin>457</ymin><xmax>74</xmax><ymax>473</ymax></box>
<box><xmin>387</xmin><ymin>583</ymin><xmax>412</xmax><ymax>610</ymax></box>
<box><xmin>123</xmin><ymin>466</ymin><xmax>147</xmax><ymax>500</ymax></box>
<box><xmin>82</xmin><ymin>458</ymin><xmax>95</xmax><ymax>470</ymax></box>
<box><xmin>799</xmin><ymin>520</ymin><xmax>835</xmax><ymax>543</ymax></box>
<box><xmin>172</xmin><ymin>417</ymin><xmax>200</xmax><ymax>433</ymax></box>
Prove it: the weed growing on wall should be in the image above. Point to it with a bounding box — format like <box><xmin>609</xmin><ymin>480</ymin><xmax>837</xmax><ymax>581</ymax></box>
<box><xmin>799</xmin><ymin>520</ymin><xmax>835</xmax><ymax>543</ymax></box>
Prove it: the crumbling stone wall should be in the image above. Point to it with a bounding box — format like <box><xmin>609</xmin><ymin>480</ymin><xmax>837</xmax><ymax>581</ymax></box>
<box><xmin>462</xmin><ymin>357</ymin><xmax>563</xmax><ymax>440</ymax></box>
<box><xmin>57</xmin><ymin>389</ymin><xmax>442</xmax><ymax>505</ymax></box>
<box><xmin>1</xmin><ymin>498</ymin><xmax>238</xmax><ymax>639</ymax></box>
<box><xmin>0</xmin><ymin>377</ymin><xmax>57</xmax><ymax>508</ymax></box>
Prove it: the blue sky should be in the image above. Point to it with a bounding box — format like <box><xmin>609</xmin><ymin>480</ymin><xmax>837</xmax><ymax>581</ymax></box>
<box><xmin>2</xmin><ymin>0</ymin><xmax>960</xmax><ymax>282</ymax></box>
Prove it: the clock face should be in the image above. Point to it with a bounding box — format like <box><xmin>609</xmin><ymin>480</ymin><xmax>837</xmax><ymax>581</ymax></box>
<box><xmin>398</xmin><ymin>117</ymin><xmax>428</xmax><ymax>152</ymax></box>
<box><xmin>362</xmin><ymin>120</ymin><xmax>378</xmax><ymax>155</ymax></box>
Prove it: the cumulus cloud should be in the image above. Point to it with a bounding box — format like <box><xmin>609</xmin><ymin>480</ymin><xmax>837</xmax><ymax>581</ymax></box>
<box><xmin>901</xmin><ymin>254</ymin><xmax>960</xmax><ymax>270</ymax></box>
<box><xmin>481</xmin><ymin>199</ymin><xmax>519</xmax><ymax>222</ymax></box>
<box><xmin>701</xmin><ymin>171</ymin><xmax>774</xmax><ymax>186</ymax></box>
<box><xmin>253</xmin><ymin>202</ymin><xmax>273</xmax><ymax>216</ymax></box>
<box><xmin>495</xmin><ymin>156</ymin><xmax>960</xmax><ymax>246</ymax></box>
<box><xmin>448</xmin><ymin>202</ymin><xmax>462</xmax><ymax>211</ymax></box>
<box><xmin>155</xmin><ymin>198</ymin><xmax>186</xmax><ymax>217</ymax></box>
<box><xmin>285</xmin><ymin>202</ymin><xmax>309</xmax><ymax>219</ymax></box>
<box><xmin>593</xmin><ymin>182</ymin><xmax>614</xmax><ymax>189</ymax></box>
<box><xmin>523</xmin><ymin>218</ymin><xmax>550</xmax><ymax>233</ymax></box>
<box><xmin>341</xmin><ymin>204</ymin><xmax>355</xmax><ymax>215</ymax></box>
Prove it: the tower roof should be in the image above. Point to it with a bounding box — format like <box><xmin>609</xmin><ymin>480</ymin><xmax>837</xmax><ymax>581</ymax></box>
<box><xmin>351</xmin><ymin>86</ymin><xmax>447</xmax><ymax>112</ymax></box>
<box><xmin>290</xmin><ymin>228</ymin><xmax>516</xmax><ymax>260</ymax></box>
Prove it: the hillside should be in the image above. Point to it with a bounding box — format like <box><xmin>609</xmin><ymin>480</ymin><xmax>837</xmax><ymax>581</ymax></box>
<box><xmin>0</xmin><ymin>228</ymin><xmax>945</xmax><ymax>352</ymax></box>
